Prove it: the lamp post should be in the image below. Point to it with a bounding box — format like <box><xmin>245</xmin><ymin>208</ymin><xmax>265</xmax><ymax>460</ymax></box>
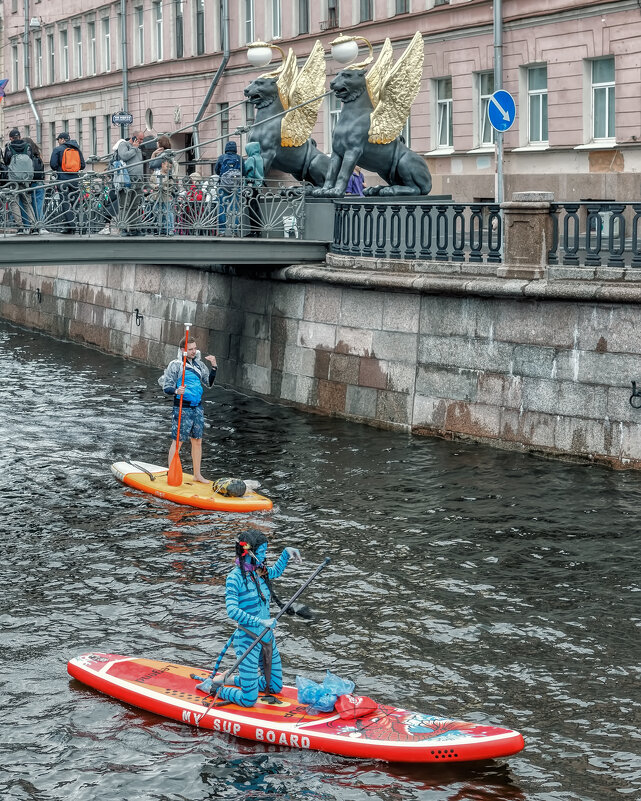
<box><xmin>246</xmin><ymin>41</ymin><xmax>286</xmax><ymax>70</ymax></box>
<box><xmin>329</xmin><ymin>33</ymin><xmax>373</xmax><ymax>68</ymax></box>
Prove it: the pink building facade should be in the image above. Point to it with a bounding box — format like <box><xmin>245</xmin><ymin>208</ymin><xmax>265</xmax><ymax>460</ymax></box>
<box><xmin>2</xmin><ymin>0</ymin><xmax>640</xmax><ymax>199</ymax></box>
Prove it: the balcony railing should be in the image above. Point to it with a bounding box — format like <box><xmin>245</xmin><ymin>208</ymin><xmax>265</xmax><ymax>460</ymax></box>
<box><xmin>0</xmin><ymin>173</ymin><xmax>307</xmax><ymax>239</ymax></box>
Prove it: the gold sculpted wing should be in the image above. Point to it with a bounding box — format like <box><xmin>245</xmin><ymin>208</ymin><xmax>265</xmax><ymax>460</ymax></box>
<box><xmin>368</xmin><ymin>31</ymin><xmax>424</xmax><ymax>145</ymax></box>
<box><xmin>281</xmin><ymin>41</ymin><xmax>326</xmax><ymax>147</ymax></box>
<box><xmin>265</xmin><ymin>48</ymin><xmax>297</xmax><ymax>110</ymax></box>
<box><xmin>365</xmin><ymin>38</ymin><xmax>394</xmax><ymax>109</ymax></box>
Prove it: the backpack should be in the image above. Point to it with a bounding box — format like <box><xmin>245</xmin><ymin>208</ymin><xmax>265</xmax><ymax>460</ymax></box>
<box><xmin>61</xmin><ymin>146</ymin><xmax>81</xmax><ymax>173</ymax></box>
<box><xmin>7</xmin><ymin>146</ymin><xmax>34</xmax><ymax>183</ymax></box>
<box><xmin>110</xmin><ymin>158</ymin><xmax>131</xmax><ymax>189</ymax></box>
<box><xmin>220</xmin><ymin>168</ymin><xmax>241</xmax><ymax>188</ymax></box>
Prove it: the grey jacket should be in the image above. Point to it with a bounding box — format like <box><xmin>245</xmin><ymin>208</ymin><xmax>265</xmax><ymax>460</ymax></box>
<box><xmin>117</xmin><ymin>139</ymin><xmax>143</xmax><ymax>179</ymax></box>
<box><xmin>158</xmin><ymin>350</ymin><xmax>216</xmax><ymax>395</ymax></box>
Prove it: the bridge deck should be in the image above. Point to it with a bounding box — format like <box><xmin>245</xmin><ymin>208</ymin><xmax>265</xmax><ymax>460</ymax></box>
<box><xmin>0</xmin><ymin>234</ymin><xmax>329</xmax><ymax>267</ymax></box>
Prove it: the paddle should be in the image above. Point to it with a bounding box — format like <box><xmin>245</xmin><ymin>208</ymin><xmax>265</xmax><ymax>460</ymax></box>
<box><xmin>167</xmin><ymin>324</ymin><xmax>190</xmax><ymax>487</ymax></box>
<box><xmin>201</xmin><ymin>557</ymin><xmax>331</xmax><ymax>711</ymax></box>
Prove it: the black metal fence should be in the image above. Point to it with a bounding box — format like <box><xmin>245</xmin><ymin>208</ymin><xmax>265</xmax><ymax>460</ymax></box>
<box><xmin>548</xmin><ymin>202</ymin><xmax>641</xmax><ymax>269</ymax></box>
<box><xmin>331</xmin><ymin>199</ymin><xmax>503</xmax><ymax>264</ymax></box>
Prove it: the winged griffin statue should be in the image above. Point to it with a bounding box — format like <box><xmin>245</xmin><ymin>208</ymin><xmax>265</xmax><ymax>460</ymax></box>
<box><xmin>313</xmin><ymin>31</ymin><xmax>432</xmax><ymax>197</ymax></box>
<box><xmin>244</xmin><ymin>41</ymin><xmax>330</xmax><ymax>186</ymax></box>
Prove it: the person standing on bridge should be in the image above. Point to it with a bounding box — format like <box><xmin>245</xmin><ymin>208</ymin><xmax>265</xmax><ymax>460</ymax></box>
<box><xmin>117</xmin><ymin>130</ymin><xmax>146</xmax><ymax>235</ymax></box>
<box><xmin>158</xmin><ymin>335</ymin><xmax>217</xmax><ymax>483</ymax></box>
<box><xmin>49</xmin><ymin>132</ymin><xmax>85</xmax><ymax>234</ymax></box>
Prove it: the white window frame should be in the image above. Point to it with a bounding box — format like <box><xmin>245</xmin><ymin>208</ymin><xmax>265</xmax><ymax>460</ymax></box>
<box><xmin>527</xmin><ymin>64</ymin><xmax>548</xmax><ymax>144</ymax></box>
<box><xmin>47</xmin><ymin>32</ymin><xmax>55</xmax><ymax>83</ymax></box>
<box><xmin>271</xmin><ymin>0</ymin><xmax>282</xmax><ymax>39</ymax></box>
<box><xmin>73</xmin><ymin>25</ymin><xmax>82</xmax><ymax>79</ymax></box>
<box><xmin>328</xmin><ymin>93</ymin><xmax>341</xmax><ymax>142</ymax></box>
<box><xmin>477</xmin><ymin>71</ymin><xmax>495</xmax><ymax>147</ymax></box>
<box><xmin>435</xmin><ymin>76</ymin><xmax>453</xmax><ymax>149</ymax></box>
<box><xmin>244</xmin><ymin>0</ymin><xmax>254</xmax><ymax>44</ymax></box>
<box><xmin>34</xmin><ymin>37</ymin><xmax>42</xmax><ymax>86</ymax></box>
<box><xmin>174</xmin><ymin>0</ymin><xmax>184</xmax><ymax>59</ymax></box>
<box><xmin>60</xmin><ymin>29</ymin><xmax>70</xmax><ymax>81</ymax></box>
<box><xmin>153</xmin><ymin>1</ymin><xmax>163</xmax><ymax>61</ymax></box>
<box><xmin>591</xmin><ymin>57</ymin><xmax>615</xmax><ymax>142</ymax></box>
<box><xmin>87</xmin><ymin>21</ymin><xmax>96</xmax><ymax>75</ymax></box>
<box><xmin>11</xmin><ymin>43</ymin><xmax>19</xmax><ymax>90</ymax></box>
<box><xmin>195</xmin><ymin>0</ymin><xmax>205</xmax><ymax>55</ymax></box>
<box><xmin>135</xmin><ymin>6</ymin><xmax>144</xmax><ymax>65</ymax></box>
<box><xmin>360</xmin><ymin>0</ymin><xmax>373</xmax><ymax>22</ymax></box>
<box><xmin>102</xmin><ymin>18</ymin><xmax>111</xmax><ymax>73</ymax></box>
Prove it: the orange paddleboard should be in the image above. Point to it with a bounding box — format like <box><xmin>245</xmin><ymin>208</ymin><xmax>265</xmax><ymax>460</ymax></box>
<box><xmin>111</xmin><ymin>460</ymin><xmax>273</xmax><ymax>512</ymax></box>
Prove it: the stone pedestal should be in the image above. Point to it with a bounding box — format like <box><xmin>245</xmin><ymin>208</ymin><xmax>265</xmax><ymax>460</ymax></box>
<box><xmin>498</xmin><ymin>191</ymin><xmax>554</xmax><ymax>280</ymax></box>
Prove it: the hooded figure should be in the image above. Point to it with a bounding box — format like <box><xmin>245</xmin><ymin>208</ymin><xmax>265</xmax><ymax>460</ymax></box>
<box><xmin>196</xmin><ymin>530</ymin><xmax>302</xmax><ymax>706</ymax></box>
<box><xmin>243</xmin><ymin>141</ymin><xmax>264</xmax><ymax>187</ymax></box>
<box><xmin>215</xmin><ymin>140</ymin><xmax>242</xmax><ymax>178</ymax></box>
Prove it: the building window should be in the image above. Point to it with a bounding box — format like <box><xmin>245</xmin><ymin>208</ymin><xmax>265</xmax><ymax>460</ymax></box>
<box><xmin>61</xmin><ymin>30</ymin><xmax>69</xmax><ymax>81</ymax></box>
<box><xmin>50</xmin><ymin>122</ymin><xmax>57</xmax><ymax>150</ymax></box>
<box><xmin>174</xmin><ymin>0</ymin><xmax>184</xmax><ymax>58</ymax></box>
<box><xmin>329</xmin><ymin>92</ymin><xmax>341</xmax><ymax>137</ymax></box>
<box><xmin>299</xmin><ymin>0</ymin><xmax>309</xmax><ymax>34</ymax></box>
<box><xmin>47</xmin><ymin>33</ymin><xmax>55</xmax><ymax>82</ymax></box>
<box><xmin>401</xmin><ymin>116</ymin><xmax>411</xmax><ymax>148</ymax></box>
<box><xmin>134</xmin><ymin>7</ymin><xmax>144</xmax><ymax>64</ymax></box>
<box><xmin>76</xmin><ymin>118</ymin><xmax>84</xmax><ymax>149</ymax></box>
<box><xmin>195</xmin><ymin>0</ymin><xmax>205</xmax><ymax>55</ymax></box>
<box><xmin>88</xmin><ymin>22</ymin><xmax>96</xmax><ymax>75</ymax></box>
<box><xmin>271</xmin><ymin>0</ymin><xmax>282</xmax><ymax>39</ymax></box>
<box><xmin>245</xmin><ymin>101</ymin><xmax>256</xmax><ymax>128</ymax></box>
<box><xmin>360</xmin><ymin>0</ymin><xmax>373</xmax><ymax>22</ymax></box>
<box><xmin>104</xmin><ymin>115</ymin><xmax>112</xmax><ymax>153</ymax></box>
<box><xmin>102</xmin><ymin>18</ymin><xmax>111</xmax><ymax>72</ymax></box>
<box><xmin>592</xmin><ymin>57</ymin><xmax>615</xmax><ymax>140</ymax></box>
<box><xmin>218</xmin><ymin>102</ymin><xmax>229</xmax><ymax>149</ymax></box>
<box><xmin>11</xmin><ymin>43</ymin><xmax>19</xmax><ymax>90</ymax></box>
<box><xmin>326</xmin><ymin>0</ymin><xmax>338</xmax><ymax>29</ymax></box>
<box><xmin>244</xmin><ymin>0</ymin><xmax>254</xmax><ymax>44</ymax></box>
<box><xmin>395</xmin><ymin>0</ymin><xmax>409</xmax><ymax>13</ymax></box>
<box><xmin>153</xmin><ymin>1</ymin><xmax>163</xmax><ymax>61</ymax></box>
<box><xmin>62</xmin><ymin>119</ymin><xmax>69</xmax><ymax>137</ymax></box>
<box><xmin>436</xmin><ymin>77</ymin><xmax>453</xmax><ymax>148</ymax></box>
<box><xmin>74</xmin><ymin>26</ymin><xmax>82</xmax><ymax>78</ymax></box>
<box><xmin>89</xmin><ymin>116</ymin><xmax>97</xmax><ymax>157</ymax></box>
<box><xmin>478</xmin><ymin>71</ymin><xmax>495</xmax><ymax>146</ymax></box>
<box><xmin>33</xmin><ymin>38</ymin><xmax>43</xmax><ymax>87</ymax></box>
<box><xmin>527</xmin><ymin>65</ymin><xmax>548</xmax><ymax>144</ymax></box>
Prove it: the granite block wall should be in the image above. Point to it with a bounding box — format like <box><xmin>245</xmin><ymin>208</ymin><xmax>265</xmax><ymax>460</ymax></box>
<box><xmin>1</xmin><ymin>260</ymin><xmax>640</xmax><ymax>469</ymax></box>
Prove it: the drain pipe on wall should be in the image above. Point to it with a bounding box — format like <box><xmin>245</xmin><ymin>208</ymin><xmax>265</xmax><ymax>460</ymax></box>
<box><xmin>23</xmin><ymin>0</ymin><xmax>42</xmax><ymax>144</ymax></box>
<box><xmin>193</xmin><ymin>0</ymin><xmax>230</xmax><ymax>160</ymax></box>
<box><xmin>121</xmin><ymin>0</ymin><xmax>129</xmax><ymax>140</ymax></box>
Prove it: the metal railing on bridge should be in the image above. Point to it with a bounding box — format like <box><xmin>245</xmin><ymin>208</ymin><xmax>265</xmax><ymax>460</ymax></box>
<box><xmin>548</xmin><ymin>202</ymin><xmax>641</xmax><ymax>269</ymax></box>
<box><xmin>331</xmin><ymin>198</ymin><xmax>503</xmax><ymax>265</ymax></box>
<box><xmin>0</xmin><ymin>173</ymin><xmax>307</xmax><ymax>239</ymax></box>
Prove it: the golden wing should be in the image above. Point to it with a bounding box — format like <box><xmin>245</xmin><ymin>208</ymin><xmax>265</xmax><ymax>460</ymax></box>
<box><xmin>281</xmin><ymin>41</ymin><xmax>326</xmax><ymax>147</ymax></box>
<box><xmin>365</xmin><ymin>38</ymin><xmax>394</xmax><ymax>109</ymax></box>
<box><xmin>368</xmin><ymin>31</ymin><xmax>424</xmax><ymax>145</ymax></box>
<box><xmin>272</xmin><ymin>48</ymin><xmax>299</xmax><ymax>110</ymax></box>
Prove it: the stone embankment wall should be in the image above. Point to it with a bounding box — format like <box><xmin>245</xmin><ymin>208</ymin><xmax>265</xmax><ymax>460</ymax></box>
<box><xmin>2</xmin><ymin>259</ymin><xmax>641</xmax><ymax>469</ymax></box>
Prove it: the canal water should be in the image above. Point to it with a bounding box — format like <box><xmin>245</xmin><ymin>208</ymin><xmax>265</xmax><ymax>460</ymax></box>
<box><xmin>0</xmin><ymin>320</ymin><xmax>639</xmax><ymax>801</ymax></box>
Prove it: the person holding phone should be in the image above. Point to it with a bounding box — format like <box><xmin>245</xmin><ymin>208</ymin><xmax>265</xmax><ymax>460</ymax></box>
<box><xmin>116</xmin><ymin>130</ymin><xmax>146</xmax><ymax>236</ymax></box>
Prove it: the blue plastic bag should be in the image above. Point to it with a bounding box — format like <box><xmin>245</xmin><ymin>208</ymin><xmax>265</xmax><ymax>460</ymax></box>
<box><xmin>296</xmin><ymin>671</ymin><xmax>355</xmax><ymax>713</ymax></box>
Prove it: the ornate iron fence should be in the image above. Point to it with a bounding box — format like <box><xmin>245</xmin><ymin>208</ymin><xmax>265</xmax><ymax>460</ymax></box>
<box><xmin>548</xmin><ymin>202</ymin><xmax>641</xmax><ymax>269</ymax></box>
<box><xmin>0</xmin><ymin>173</ymin><xmax>307</xmax><ymax>239</ymax></box>
<box><xmin>331</xmin><ymin>199</ymin><xmax>503</xmax><ymax>264</ymax></box>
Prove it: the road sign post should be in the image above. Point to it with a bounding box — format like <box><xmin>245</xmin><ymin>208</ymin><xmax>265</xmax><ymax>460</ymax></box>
<box><xmin>488</xmin><ymin>90</ymin><xmax>515</xmax><ymax>212</ymax></box>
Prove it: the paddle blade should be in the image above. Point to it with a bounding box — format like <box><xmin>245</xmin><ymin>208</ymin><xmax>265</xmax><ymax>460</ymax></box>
<box><xmin>167</xmin><ymin>451</ymin><xmax>183</xmax><ymax>486</ymax></box>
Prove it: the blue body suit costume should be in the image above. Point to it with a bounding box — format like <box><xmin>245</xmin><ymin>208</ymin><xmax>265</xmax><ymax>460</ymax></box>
<box><xmin>215</xmin><ymin>534</ymin><xmax>293</xmax><ymax>707</ymax></box>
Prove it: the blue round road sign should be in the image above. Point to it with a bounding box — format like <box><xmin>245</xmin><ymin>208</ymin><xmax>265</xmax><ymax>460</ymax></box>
<box><xmin>488</xmin><ymin>90</ymin><xmax>516</xmax><ymax>132</ymax></box>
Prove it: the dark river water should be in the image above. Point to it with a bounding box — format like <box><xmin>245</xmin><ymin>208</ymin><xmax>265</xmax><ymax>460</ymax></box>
<box><xmin>0</xmin><ymin>320</ymin><xmax>639</xmax><ymax>801</ymax></box>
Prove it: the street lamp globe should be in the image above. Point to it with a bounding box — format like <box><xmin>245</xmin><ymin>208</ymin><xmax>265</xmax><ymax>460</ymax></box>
<box><xmin>247</xmin><ymin>42</ymin><xmax>273</xmax><ymax>68</ymax></box>
<box><xmin>330</xmin><ymin>35</ymin><xmax>359</xmax><ymax>65</ymax></box>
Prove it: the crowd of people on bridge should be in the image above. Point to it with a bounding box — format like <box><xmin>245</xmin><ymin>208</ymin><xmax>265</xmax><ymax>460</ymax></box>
<box><xmin>0</xmin><ymin>127</ymin><xmax>266</xmax><ymax>237</ymax></box>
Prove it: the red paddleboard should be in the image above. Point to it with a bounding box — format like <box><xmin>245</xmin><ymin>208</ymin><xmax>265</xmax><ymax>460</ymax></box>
<box><xmin>67</xmin><ymin>653</ymin><xmax>525</xmax><ymax>764</ymax></box>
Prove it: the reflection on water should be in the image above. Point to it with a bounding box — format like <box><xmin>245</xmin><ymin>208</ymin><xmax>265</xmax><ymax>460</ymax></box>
<box><xmin>0</xmin><ymin>321</ymin><xmax>639</xmax><ymax>801</ymax></box>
